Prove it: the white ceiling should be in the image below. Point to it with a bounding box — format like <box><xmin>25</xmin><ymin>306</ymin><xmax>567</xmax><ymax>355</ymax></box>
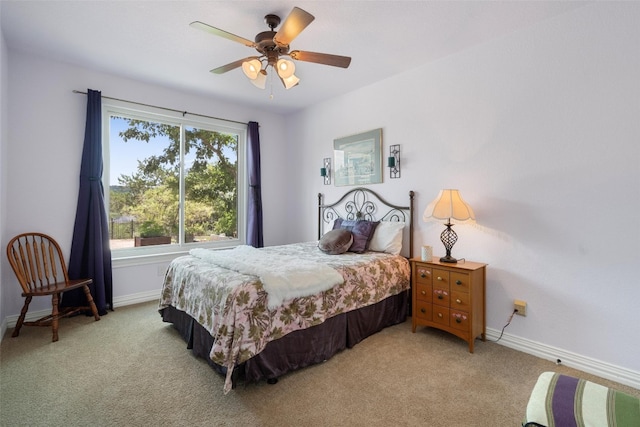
<box><xmin>1</xmin><ymin>1</ymin><xmax>587</xmax><ymax>115</ymax></box>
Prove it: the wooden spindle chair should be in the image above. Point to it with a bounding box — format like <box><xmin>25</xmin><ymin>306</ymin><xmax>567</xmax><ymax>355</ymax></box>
<box><xmin>6</xmin><ymin>232</ymin><xmax>100</xmax><ymax>342</ymax></box>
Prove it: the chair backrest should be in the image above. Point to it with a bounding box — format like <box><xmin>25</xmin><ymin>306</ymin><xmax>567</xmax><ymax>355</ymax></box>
<box><xmin>6</xmin><ymin>233</ymin><xmax>70</xmax><ymax>294</ymax></box>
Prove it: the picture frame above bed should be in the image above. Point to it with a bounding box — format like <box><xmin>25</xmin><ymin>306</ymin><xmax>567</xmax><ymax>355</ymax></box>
<box><xmin>333</xmin><ymin>128</ymin><xmax>382</xmax><ymax>186</ymax></box>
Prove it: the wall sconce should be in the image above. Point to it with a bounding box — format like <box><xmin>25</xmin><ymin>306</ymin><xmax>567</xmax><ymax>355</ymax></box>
<box><xmin>320</xmin><ymin>157</ymin><xmax>331</xmax><ymax>185</ymax></box>
<box><xmin>388</xmin><ymin>144</ymin><xmax>400</xmax><ymax>179</ymax></box>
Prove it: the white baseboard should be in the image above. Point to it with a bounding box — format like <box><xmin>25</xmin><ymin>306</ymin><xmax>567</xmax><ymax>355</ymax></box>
<box><xmin>486</xmin><ymin>328</ymin><xmax>640</xmax><ymax>390</ymax></box>
<box><xmin>112</xmin><ymin>290</ymin><xmax>159</xmax><ymax>308</ymax></box>
<box><xmin>0</xmin><ymin>290</ymin><xmax>159</xmax><ymax>337</ymax></box>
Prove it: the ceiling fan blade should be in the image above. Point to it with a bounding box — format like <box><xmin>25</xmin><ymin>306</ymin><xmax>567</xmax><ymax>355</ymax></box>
<box><xmin>274</xmin><ymin>7</ymin><xmax>315</xmax><ymax>46</ymax></box>
<box><xmin>211</xmin><ymin>57</ymin><xmax>260</xmax><ymax>74</ymax></box>
<box><xmin>290</xmin><ymin>50</ymin><xmax>352</xmax><ymax>68</ymax></box>
<box><xmin>190</xmin><ymin>21</ymin><xmax>255</xmax><ymax>48</ymax></box>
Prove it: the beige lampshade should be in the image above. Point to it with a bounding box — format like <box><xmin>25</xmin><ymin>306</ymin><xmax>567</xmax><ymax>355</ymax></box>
<box><xmin>423</xmin><ymin>189</ymin><xmax>475</xmax><ymax>224</ymax></box>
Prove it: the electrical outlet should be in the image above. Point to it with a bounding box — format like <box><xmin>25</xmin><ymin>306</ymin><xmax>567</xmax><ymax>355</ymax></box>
<box><xmin>514</xmin><ymin>299</ymin><xmax>527</xmax><ymax>316</ymax></box>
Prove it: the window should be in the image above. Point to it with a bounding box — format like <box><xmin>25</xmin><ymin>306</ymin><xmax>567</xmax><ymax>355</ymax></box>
<box><xmin>103</xmin><ymin>100</ymin><xmax>246</xmax><ymax>258</ymax></box>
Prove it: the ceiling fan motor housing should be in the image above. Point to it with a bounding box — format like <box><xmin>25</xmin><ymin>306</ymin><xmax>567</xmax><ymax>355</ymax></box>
<box><xmin>255</xmin><ymin>31</ymin><xmax>290</xmax><ymax>66</ymax></box>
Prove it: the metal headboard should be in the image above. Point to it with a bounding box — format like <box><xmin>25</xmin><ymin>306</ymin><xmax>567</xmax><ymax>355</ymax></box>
<box><xmin>318</xmin><ymin>187</ymin><xmax>415</xmax><ymax>258</ymax></box>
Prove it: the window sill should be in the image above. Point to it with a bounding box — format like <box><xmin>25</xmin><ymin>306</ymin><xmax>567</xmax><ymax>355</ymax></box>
<box><xmin>112</xmin><ymin>250</ymin><xmax>188</xmax><ymax>268</ymax></box>
<box><xmin>111</xmin><ymin>241</ymin><xmax>243</xmax><ymax>268</ymax></box>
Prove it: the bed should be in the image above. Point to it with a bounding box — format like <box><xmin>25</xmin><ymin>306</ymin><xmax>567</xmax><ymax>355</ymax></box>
<box><xmin>159</xmin><ymin>187</ymin><xmax>415</xmax><ymax>393</ymax></box>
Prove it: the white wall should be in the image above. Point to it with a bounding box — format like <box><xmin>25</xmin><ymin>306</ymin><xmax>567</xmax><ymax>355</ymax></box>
<box><xmin>287</xmin><ymin>2</ymin><xmax>640</xmax><ymax>381</ymax></box>
<box><xmin>2</xmin><ymin>51</ymin><xmax>289</xmax><ymax>318</ymax></box>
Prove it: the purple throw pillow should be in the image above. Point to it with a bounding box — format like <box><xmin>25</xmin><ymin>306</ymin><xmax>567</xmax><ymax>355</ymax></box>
<box><xmin>333</xmin><ymin>219</ymin><xmax>380</xmax><ymax>253</ymax></box>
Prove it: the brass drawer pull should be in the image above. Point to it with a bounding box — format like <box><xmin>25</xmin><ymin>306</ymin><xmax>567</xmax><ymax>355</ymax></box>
<box><xmin>437</xmin><ymin>276</ymin><xmax>443</xmax><ymax>281</ymax></box>
<box><xmin>421</xmin><ymin>290</ymin><xmax>427</xmax><ymax>295</ymax></box>
<box><xmin>456</xmin><ymin>299</ymin><xmax>462</xmax><ymax>304</ymax></box>
<box><xmin>438</xmin><ymin>313</ymin><xmax>443</xmax><ymax>318</ymax></box>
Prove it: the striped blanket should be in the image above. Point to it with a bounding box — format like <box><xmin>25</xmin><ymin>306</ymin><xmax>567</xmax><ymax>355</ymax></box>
<box><xmin>524</xmin><ymin>372</ymin><xmax>640</xmax><ymax>427</ymax></box>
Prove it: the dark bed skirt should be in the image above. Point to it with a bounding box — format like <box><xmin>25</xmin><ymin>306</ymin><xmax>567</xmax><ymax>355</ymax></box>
<box><xmin>160</xmin><ymin>290</ymin><xmax>408</xmax><ymax>387</ymax></box>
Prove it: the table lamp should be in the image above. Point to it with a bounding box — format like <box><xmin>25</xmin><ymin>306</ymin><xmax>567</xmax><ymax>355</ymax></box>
<box><xmin>423</xmin><ymin>189</ymin><xmax>475</xmax><ymax>263</ymax></box>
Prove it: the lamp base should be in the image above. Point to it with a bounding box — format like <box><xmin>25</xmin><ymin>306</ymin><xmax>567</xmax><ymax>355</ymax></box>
<box><xmin>439</xmin><ymin>255</ymin><xmax>458</xmax><ymax>263</ymax></box>
<box><xmin>439</xmin><ymin>221</ymin><xmax>459</xmax><ymax>263</ymax></box>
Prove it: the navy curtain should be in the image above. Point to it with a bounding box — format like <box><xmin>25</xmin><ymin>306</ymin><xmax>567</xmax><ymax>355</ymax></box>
<box><xmin>247</xmin><ymin>121</ymin><xmax>263</xmax><ymax>248</ymax></box>
<box><xmin>62</xmin><ymin>89</ymin><xmax>112</xmax><ymax>315</ymax></box>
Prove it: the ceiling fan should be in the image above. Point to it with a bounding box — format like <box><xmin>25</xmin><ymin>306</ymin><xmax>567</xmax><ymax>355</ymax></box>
<box><xmin>191</xmin><ymin>6</ymin><xmax>352</xmax><ymax>90</ymax></box>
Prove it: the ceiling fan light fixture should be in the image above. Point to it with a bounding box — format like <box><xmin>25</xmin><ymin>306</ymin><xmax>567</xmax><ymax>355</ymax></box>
<box><xmin>276</xmin><ymin>58</ymin><xmax>295</xmax><ymax>79</ymax></box>
<box><xmin>251</xmin><ymin>69</ymin><xmax>268</xmax><ymax>89</ymax></box>
<box><xmin>242</xmin><ymin>58</ymin><xmax>262</xmax><ymax>80</ymax></box>
<box><xmin>280</xmin><ymin>73</ymin><xmax>300</xmax><ymax>90</ymax></box>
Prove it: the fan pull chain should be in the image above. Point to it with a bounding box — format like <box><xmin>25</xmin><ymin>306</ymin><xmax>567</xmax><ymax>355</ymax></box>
<box><xmin>269</xmin><ymin>70</ymin><xmax>274</xmax><ymax>100</ymax></box>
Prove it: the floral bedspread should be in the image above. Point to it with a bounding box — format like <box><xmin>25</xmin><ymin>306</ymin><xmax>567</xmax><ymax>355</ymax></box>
<box><xmin>158</xmin><ymin>241</ymin><xmax>410</xmax><ymax>393</ymax></box>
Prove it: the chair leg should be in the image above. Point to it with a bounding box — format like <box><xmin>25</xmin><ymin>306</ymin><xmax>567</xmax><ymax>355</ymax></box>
<box><xmin>51</xmin><ymin>293</ymin><xmax>60</xmax><ymax>342</ymax></box>
<box><xmin>12</xmin><ymin>296</ymin><xmax>32</xmax><ymax>338</ymax></box>
<box><xmin>82</xmin><ymin>285</ymin><xmax>101</xmax><ymax>321</ymax></box>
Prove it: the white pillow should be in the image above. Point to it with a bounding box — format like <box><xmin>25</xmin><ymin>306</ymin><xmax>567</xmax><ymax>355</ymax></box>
<box><xmin>368</xmin><ymin>221</ymin><xmax>405</xmax><ymax>255</ymax></box>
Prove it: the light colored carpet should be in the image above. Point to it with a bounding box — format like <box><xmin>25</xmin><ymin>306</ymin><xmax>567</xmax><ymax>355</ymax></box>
<box><xmin>1</xmin><ymin>301</ymin><xmax>638</xmax><ymax>427</ymax></box>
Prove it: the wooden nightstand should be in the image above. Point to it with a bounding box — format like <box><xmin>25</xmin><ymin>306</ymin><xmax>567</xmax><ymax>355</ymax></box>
<box><xmin>411</xmin><ymin>257</ymin><xmax>487</xmax><ymax>353</ymax></box>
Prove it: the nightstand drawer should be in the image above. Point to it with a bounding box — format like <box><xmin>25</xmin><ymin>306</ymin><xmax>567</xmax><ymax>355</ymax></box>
<box><xmin>433</xmin><ymin>288</ymin><xmax>449</xmax><ymax>306</ymax></box>
<box><xmin>415</xmin><ymin>301</ymin><xmax>432</xmax><ymax>321</ymax></box>
<box><xmin>433</xmin><ymin>269</ymin><xmax>450</xmax><ymax>288</ymax></box>
<box><xmin>432</xmin><ymin>306</ymin><xmax>450</xmax><ymax>326</ymax></box>
<box><xmin>416</xmin><ymin>283</ymin><xmax>432</xmax><ymax>302</ymax></box>
<box><xmin>415</xmin><ymin>265</ymin><xmax>432</xmax><ymax>284</ymax></box>
<box><xmin>451</xmin><ymin>272</ymin><xmax>470</xmax><ymax>293</ymax></box>
<box><xmin>450</xmin><ymin>310</ymin><xmax>469</xmax><ymax>332</ymax></box>
<box><xmin>451</xmin><ymin>290</ymin><xmax>470</xmax><ymax>310</ymax></box>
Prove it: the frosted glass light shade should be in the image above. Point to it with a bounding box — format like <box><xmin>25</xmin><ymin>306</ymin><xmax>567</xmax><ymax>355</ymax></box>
<box><xmin>276</xmin><ymin>59</ymin><xmax>295</xmax><ymax>78</ymax></box>
<box><xmin>281</xmin><ymin>74</ymin><xmax>300</xmax><ymax>90</ymax></box>
<box><xmin>423</xmin><ymin>189</ymin><xmax>475</xmax><ymax>224</ymax></box>
<box><xmin>242</xmin><ymin>59</ymin><xmax>262</xmax><ymax>80</ymax></box>
<box><xmin>250</xmin><ymin>70</ymin><xmax>267</xmax><ymax>89</ymax></box>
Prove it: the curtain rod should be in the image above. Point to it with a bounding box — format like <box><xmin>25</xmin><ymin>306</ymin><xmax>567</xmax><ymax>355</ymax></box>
<box><xmin>72</xmin><ymin>90</ymin><xmax>248</xmax><ymax>126</ymax></box>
